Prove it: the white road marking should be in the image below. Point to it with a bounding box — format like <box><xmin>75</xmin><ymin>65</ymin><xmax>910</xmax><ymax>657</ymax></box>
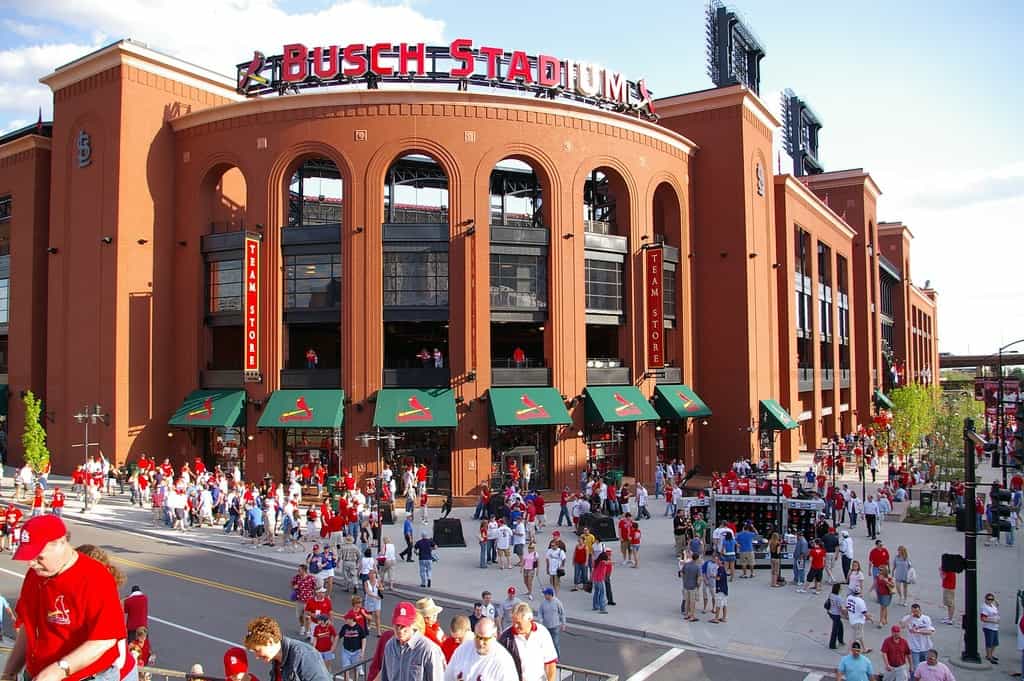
<box><xmin>624</xmin><ymin>647</ymin><xmax>685</xmax><ymax>681</ymax></box>
<box><xmin>149</xmin><ymin>615</ymin><xmax>240</xmax><ymax>647</ymax></box>
<box><xmin>0</xmin><ymin>567</ymin><xmax>25</xmax><ymax>580</ymax></box>
<box><xmin>802</xmin><ymin>674</ymin><xmax>824</xmax><ymax>681</ymax></box>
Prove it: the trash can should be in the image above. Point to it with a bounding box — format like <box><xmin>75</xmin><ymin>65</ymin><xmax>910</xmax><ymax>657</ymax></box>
<box><xmin>604</xmin><ymin>470</ymin><xmax>623</xmax><ymax>486</ymax></box>
<box><xmin>919</xmin><ymin>491</ymin><xmax>933</xmax><ymax>514</ymax></box>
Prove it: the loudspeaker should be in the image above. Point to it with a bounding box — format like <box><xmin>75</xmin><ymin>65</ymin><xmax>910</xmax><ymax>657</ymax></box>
<box><xmin>381</xmin><ymin>502</ymin><xmax>395</xmax><ymax>525</ymax></box>
<box><xmin>577</xmin><ymin>512</ymin><xmax>617</xmax><ymax>542</ymax></box>
<box><xmin>432</xmin><ymin>518</ymin><xmax>466</xmax><ymax>547</ymax></box>
<box><xmin>941</xmin><ymin>552</ymin><xmax>965</xmax><ymax>574</ymax></box>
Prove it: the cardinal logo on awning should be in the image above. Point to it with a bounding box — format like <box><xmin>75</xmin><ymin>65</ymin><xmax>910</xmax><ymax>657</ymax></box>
<box><xmin>515</xmin><ymin>393</ymin><xmax>550</xmax><ymax>421</ymax></box>
<box><xmin>613</xmin><ymin>392</ymin><xmax>641</xmax><ymax>416</ymax></box>
<box><xmin>677</xmin><ymin>391</ymin><xmax>701</xmax><ymax>412</ymax></box>
<box><xmin>397</xmin><ymin>395</ymin><xmax>433</xmax><ymax>423</ymax></box>
<box><xmin>279</xmin><ymin>396</ymin><xmax>314</xmax><ymax>422</ymax></box>
<box><xmin>187</xmin><ymin>396</ymin><xmax>214</xmax><ymax>421</ymax></box>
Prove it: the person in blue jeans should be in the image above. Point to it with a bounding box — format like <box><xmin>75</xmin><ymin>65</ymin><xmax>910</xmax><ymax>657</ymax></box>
<box><xmin>591</xmin><ymin>552</ymin><xmax>611</xmax><ymax>613</ymax></box>
<box><xmin>414</xmin><ymin>531</ymin><xmax>436</xmax><ymax>587</ymax></box>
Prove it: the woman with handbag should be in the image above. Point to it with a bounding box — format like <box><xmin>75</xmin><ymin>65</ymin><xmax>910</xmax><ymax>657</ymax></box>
<box><xmin>378</xmin><ymin>535</ymin><xmax>397</xmax><ymax>591</ymax></box>
<box><xmin>522</xmin><ymin>541</ymin><xmax>539</xmax><ymax>599</ymax></box>
<box><xmin>892</xmin><ymin>545</ymin><xmax>913</xmax><ymax>606</ymax></box>
<box><xmin>870</xmin><ymin>565</ymin><xmax>896</xmax><ymax>627</ymax></box>
<box><xmin>363</xmin><ymin>570</ymin><xmax>383</xmax><ymax>635</ymax></box>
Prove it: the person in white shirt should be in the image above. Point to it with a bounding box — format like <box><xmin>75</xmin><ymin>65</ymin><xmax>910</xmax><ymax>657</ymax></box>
<box><xmin>980</xmin><ymin>593</ymin><xmax>1001</xmax><ymax>663</ymax></box>
<box><xmin>512</xmin><ymin>519</ymin><xmax>527</xmax><ymax>566</ymax></box>
<box><xmin>499</xmin><ymin>603</ymin><xmax>558</xmax><ymax>681</ymax></box>
<box><xmin>636</xmin><ymin>484</ymin><xmax>650</xmax><ymax>520</ymax></box>
<box><xmin>839</xmin><ymin>530</ymin><xmax>855</xmax><ymax>580</ymax></box>
<box><xmin>864</xmin><ymin>495</ymin><xmax>880</xmax><ymax>539</ymax></box>
<box><xmin>445</xmin><ymin>617</ymin><xmax>517</xmax><ymax>681</ymax></box>
<box><xmin>544</xmin><ymin>541</ymin><xmax>567</xmax><ymax>595</ymax></box>
<box><xmin>496</xmin><ymin>521</ymin><xmax>514</xmax><ymax>569</ymax></box>
<box><xmin>844</xmin><ymin>586</ymin><xmax>873</xmax><ymax>652</ymax></box>
<box><xmin>900</xmin><ymin>603</ymin><xmax>935</xmax><ymax>668</ymax></box>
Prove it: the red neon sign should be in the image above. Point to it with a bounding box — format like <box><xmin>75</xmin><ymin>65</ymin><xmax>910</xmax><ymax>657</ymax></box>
<box><xmin>244</xmin><ymin>236</ymin><xmax>260</xmax><ymax>373</ymax></box>
<box><xmin>645</xmin><ymin>246</ymin><xmax>664</xmax><ymax>369</ymax></box>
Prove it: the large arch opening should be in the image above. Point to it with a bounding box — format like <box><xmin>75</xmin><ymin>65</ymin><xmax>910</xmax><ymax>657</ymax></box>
<box><xmin>281</xmin><ymin>157</ymin><xmax>343</xmax><ymax>377</ymax></box>
<box><xmin>488</xmin><ymin>157</ymin><xmax>553</xmax><ymax>489</ymax></box>
<box><xmin>582</xmin><ymin>166</ymin><xmax>633</xmax><ymax>476</ymax></box>
<box><xmin>199</xmin><ymin>163</ymin><xmax>248</xmax><ymax>372</ymax></box>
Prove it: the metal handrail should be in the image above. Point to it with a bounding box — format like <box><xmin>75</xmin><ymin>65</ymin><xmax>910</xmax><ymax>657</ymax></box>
<box><xmin>333</xmin><ymin>659</ymin><xmax>617</xmax><ymax>681</ymax></box>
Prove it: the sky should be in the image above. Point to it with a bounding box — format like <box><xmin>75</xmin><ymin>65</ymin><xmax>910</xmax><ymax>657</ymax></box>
<box><xmin>0</xmin><ymin>0</ymin><xmax>1021</xmax><ymax>355</ymax></box>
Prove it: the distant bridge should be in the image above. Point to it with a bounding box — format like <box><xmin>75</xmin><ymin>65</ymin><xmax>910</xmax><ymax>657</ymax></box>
<box><xmin>940</xmin><ymin>353</ymin><xmax>1024</xmax><ymax>369</ymax></box>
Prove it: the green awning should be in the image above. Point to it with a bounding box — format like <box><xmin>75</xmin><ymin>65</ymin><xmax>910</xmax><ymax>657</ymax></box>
<box><xmin>653</xmin><ymin>384</ymin><xmax>712</xmax><ymax>420</ymax></box>
<box><xmin>169</xmin><ymin>389</ymin><xmax>246</xmax><ymax>428</ymax></box>
<box><xmin>488</xmin><ymin>388</ymin><xmax>572</xmax><ymax>427</ymax></box>
<box><xmin>760</xmin><ymin>399</ymin><xmax>799</xmax><ymax>431</ymax></box>
<box><xmin>257</xmin><ymin>390</ymin><xmax>344</xmax><ymax>429</ymax></box>
<box><xmin>373</xmin><ymin>388</ymin><xmax>457</xmax><ymax>428</ymax></box>
<box><xmin>874</xmin><ymin>390</ymin><xmax>894</xmax><ymax>410</ymax></box>
<box><xmin>584</xmin><ymin>386</ymin><xmax>659</xmax><ymax>424</ymax></box>
<box><xmin>0</xmin><ymin>385</ymin><xmax>7</xmax><ymax>417</ymax></box>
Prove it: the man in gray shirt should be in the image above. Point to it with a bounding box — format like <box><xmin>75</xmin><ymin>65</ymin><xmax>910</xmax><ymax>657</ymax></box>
<box><xmin>381</xmin><ymin>601</ymin><xmax>445</xmax><ymax>681</ymax></box>
<box><xmin>537</xmin><ymin>587</ymin><xmax>567</xmax><ymax>655</ymax></box>
<box><xmin>680</xmin><ymin>551</ymin><xmax>702</xmax><ymax>622</ymax></box>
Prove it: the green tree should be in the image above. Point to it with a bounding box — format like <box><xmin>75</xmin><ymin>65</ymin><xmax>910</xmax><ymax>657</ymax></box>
<box><xmin>889</xmin><ymin>383</ymin><xmax>936</xmax><ymax>457</ymax></box>
<box><xmin>931</xmin><ymin>391</ymin><xmax>984</xmax><ymax>484</ymax></box>
<box><xmin>21</xmin><ymin>391</ymin><xmax>51</xmax><ymax>474</ymax></box>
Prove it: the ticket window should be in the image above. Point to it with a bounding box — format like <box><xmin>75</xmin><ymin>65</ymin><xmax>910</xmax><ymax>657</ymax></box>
<box><xmin>388</xmin><ymin>429</ymin><xmax>452</xmax><ymax>494</ymax></box>
<box><xmin>285</xmin><ymin>428</ymin><xmax>343</xmax><ymax>477</ymax></box>
<box><xmin>491</xmin><ymin>428</ymin><xmax>552</xmax><ymax>491</ymax></box>
<box><xmin>655</xmin><ymin>421</ymin><xmax>680</xmax><ymax>466</ymax></box>
<box><xmin>211</xmin><ymin>427</ymin><xmax>245</xmax><ymax>479</ymax></box>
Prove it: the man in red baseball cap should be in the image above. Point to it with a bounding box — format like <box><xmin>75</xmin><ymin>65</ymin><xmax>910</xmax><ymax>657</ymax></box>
<box><xmin>379</xmin><ymin>601</ymin><xmax>444</xmax><ymax>681</ymax></box>
<box><xmin>1</xmin><ymin>515</ymin><xmax>130</xmax><ymax>681</ymax></box>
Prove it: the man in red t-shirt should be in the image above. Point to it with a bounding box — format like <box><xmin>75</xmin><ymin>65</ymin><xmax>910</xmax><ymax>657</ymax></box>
<box><xmin>3</xmin><ymin>515</ymin><xmax>127</xmax><ymax>681</ymax></box>
<box><xmin>868</xmin><ymin>540</ymin><xmax>890</xmax><ymax>578</ymax></box>
<box><xmin>304</xmin><ymin>586</ymin><xmax>333</xmax><ymax>628</ymax></box>
<box><xmin>49</xmin><ymin>487</ymin><xmax>66</xmax><ymax>518</ymax></box>
<box><xmin>940</xmin><ymin>570</ymin><xmax>957</xmax><ymax>624</ymax></box>
<box><xmin>808</xmin><ymin>539</ymin><xmax>827</xmax><ymax>593</ymax></box>
<box><xmin>3</xmin><ymin>504</ymin><xmax>23</xmax><ymax>553</ymax></box>
<box><xmin>617</xmin><ymin>513</ymin><xmax>634</xmax><ymax>564</ymax></box>
<box><xmin>124</xmin><ymin>585</ymin><xmax>149</xmax><ymax>640</ymax></box>
<box><xmin>880</xmin><ymin>624</ymin><xmax>911</xmax><ymax>678</ymax></box>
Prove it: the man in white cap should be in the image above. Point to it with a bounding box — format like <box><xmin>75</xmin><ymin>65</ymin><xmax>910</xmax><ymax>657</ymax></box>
<box><xmin>444</xmin><ymin>617</ymin><xmax>517</xmax><ymax>681</ymax></box>
<box><xmin>839</xmin><ymin>529</ymin><xmax>855</xmax><ymax>581</ymax></box>
<box><xmin>1</xmin><ymin>515</ymin><xmax>133</xmax><ymax>681</ymax></box>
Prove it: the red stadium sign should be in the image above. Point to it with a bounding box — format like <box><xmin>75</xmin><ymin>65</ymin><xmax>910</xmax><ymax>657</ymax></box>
<box><xmin>244</xmin><ymin>235</ymin><xmax>261</xmax><ymax>379</ymax></box>
<box><xmin>236</xmin><ymin>39</ymin><xmax>656</xmax><ymax>119</ymax></box>
<box><xmin>645</xmin><ymin>246</ymin><xmax>664</xmax><ymax>368</ymax></box>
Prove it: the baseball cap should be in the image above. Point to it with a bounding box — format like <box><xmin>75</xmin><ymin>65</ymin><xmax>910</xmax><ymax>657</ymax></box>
<box><xmin>841</xmin><ymin>530</ymin><xmax>849</xmax><ymax>537</ymax></box>
<box><xmin>851</xmin><ymin>641</ymin><xmax>862</xmax><ymax>650</ymax></box>
<box><xmin>890</xmin><ymin>625</ymin><xmax>901</xmax><ymax>633</ymax></box>
<box><xmin>507</xmin><ymin>587</ymin><xmax>516</xmax><ymax>595</ymax></box>
<box><xmin>223</xmin><ymin>647</ymin><xmax>249</xmax><ymax>677</ymax></box>
<box><xmin>552</xmin><ymin>531</ymin><xmax>560</xmax><ymax>537</ymax></box>
<box><xmin>542</xmin><ymin>587</ymin><xmax>554</xmax><ymax>596</ymax></box>
<box><xmin>13</xmin><ymin>515</ymin><xmax>67</xmax><ymax>561</ymax></box>
<box><xmin>317</xmin><ymin>585</ymin><xmax>327</xmax><ymax>592</ymax></box>
<box><xmin>392</xmin><ymin>601</ymin><xmax>418</xmax><ymax>627</ymax></box>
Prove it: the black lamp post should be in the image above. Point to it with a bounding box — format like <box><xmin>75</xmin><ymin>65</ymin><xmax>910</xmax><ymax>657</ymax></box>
<box><xmin>72</xmin><ymin>404</ymin><xmax>107</xmax><ymax>510</ymax></box>
<box><xmin>357</xmin><ymin>427</ymin><xmax>402</xmax><ymax>554</ymax></box>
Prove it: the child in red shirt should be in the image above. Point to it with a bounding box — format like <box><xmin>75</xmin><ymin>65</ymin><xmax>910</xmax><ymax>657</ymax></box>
<box><xmin>311</xmin><ymin>614</ymin><xmax>338</xmax><ymax>669</ymax></box>
<box><xmin>629</xmin><ymin>524</ymin><xmax>643</xmax><ymax>567</ymax></box>
<box><xmin>50</xmin><ymin>487</ymin><xmax>66</xmax><ymax>518</ymax></box>
<box><xmin>31</xmin><ymin>485</ymin><xmax>45</xmax><ymax>517</ymax></box>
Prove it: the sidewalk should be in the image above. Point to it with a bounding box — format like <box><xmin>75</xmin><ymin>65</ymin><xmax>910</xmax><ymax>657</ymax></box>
<box><xmin>9</xmin><ymin>461</ymin><xmax>1020</xmax><ymax>678</ymax></box>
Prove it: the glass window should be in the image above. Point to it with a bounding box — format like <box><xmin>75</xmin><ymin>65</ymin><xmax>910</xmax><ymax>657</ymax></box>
<box><xmin>490</xmin><ymin>254</ymin><xmax>547</xmax><ymax>309</ymax></box>
<box><xmin>383</xmin><ymin>251</ymin><xmax>449</xmax><ymax>306</ymax></box>
<box><xmin>0</xmin><ymin>277</ymin><xmax>8</xmax><ymax>325</ymax></box>
<box><xmin>284</xmin><ymin>254</ymin><xmax>341</xmax><ymax>309</ymax></box>
<box><xmin>0</xmin><ymin>196</ymin><xmax>10</xmax><ymax>223</ymax></box>
<box><xmin>585</xmin><ymin>259</ymin><xmax>624</xmax><ymax>313</ymax></box>
<box><xmin>663</xmin><ymin>268</ymin><xmax>676</xmax><ymax>319</ymax></box>
<box><xmin>288</xmin><ymin>158</ymin><xmax>343</xmax><ymax>228</ymax></box>
<box><xmin>208</xmin><ymin>260</ymin><xmax>242</xmax><ymax>313</ymax></box>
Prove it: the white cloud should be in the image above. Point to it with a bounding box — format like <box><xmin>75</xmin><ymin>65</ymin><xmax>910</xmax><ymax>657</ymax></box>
<box><xmin>1</xmin><ymin>19</ymin><xmax>50</xmax><ymax>41</ymax></box>
<box><xmin>0</xmin><ymin>0</ymin><xmax>446</xmax><ymax>127</ymax></box>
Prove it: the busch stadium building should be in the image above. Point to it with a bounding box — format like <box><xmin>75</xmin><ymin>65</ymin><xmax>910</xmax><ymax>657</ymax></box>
<box><xmin>0</xmin><ymin>17</ymin><xmax>938</xmax><ymax>497</ymax></box>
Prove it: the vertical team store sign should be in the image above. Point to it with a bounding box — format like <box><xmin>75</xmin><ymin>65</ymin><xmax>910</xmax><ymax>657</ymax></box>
<box><xmin>244</xmin><ymin>235</ymin><xmax>261</xmax><ymax>381</ymax></box>
<box><xmin>645</xmin><ymin>246</ymin><xmax>664</xmax><ymax>369</ymax></box>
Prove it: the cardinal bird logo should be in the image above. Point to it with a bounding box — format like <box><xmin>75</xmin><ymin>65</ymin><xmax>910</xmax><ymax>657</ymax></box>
<box><xmin>396</xmin><ymin>395</ymin><xmax>433</xmax><ymax>423</ymax></box>
<box><xmin>187</xmin><ymin>396</ymin><xmax>214</xmax><ymax>421</ymax></box>
<box><xmin>279</xmin><ymin>396</ymin><xmax>314</xmax><ymax>423</ymax></box>
<box><xmin>238</xmin><ymin>51</ymin><xmax>269</xmax><ymax>91</ymax></box>
<box><xmin>515</xmin><ymin>394</ymin><xmax>549</xmax><ymax>421</ymax></box>
<box><xmin>47</xmin><ymin>595</ymin><xmax>71</xmax><ymax>625</ymax></box>
<box><xmin>676</xmin><ymin>391</ymin><xmax>700</xmax><ymax>412</ymax></box>
<box><xmin>613</xmin><ymin>392</ymin><xmax>641</xmax><ymax>416</ymax></box>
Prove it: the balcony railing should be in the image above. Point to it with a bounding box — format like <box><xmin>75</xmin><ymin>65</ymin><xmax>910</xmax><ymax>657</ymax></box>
<box><xmin>280</xmin><ymin>368</ymin><xmax>341</xmax><ymax>389</ymax></box>
<box><xmin>584</xmin><ymin>219</ymin><xmax>615</xmax><ymax>235</ymax></box>
<box><xmin>490</xmin><ymin>288</ymin><xmax>547</xmax><ymax>310</ymax></box>
<box><xmin>382</xmin><ymin>367</ymin><xmax>451</xmax><ymax>388</ymax></box>
<box><xmin>492</xmin><ymin>367</ymin><xmax>552</xmax><ymax>387</ymax></box>
<box><xmin>200</xmin><ymin>369</ymin><xmax>243</xmax><ymax>389</ymax></box>
<box><xmin>839</xmin><ymin>368</ymin><xmax>851</xmax><ymax>388</ymax></box>
<box><xmin>798</xmin><ymin>367</ymin><xmax>814</xmax><ymax>393</ymax></box>
<box><xmin>587</xmin><ymin>358</ymin><xmax>630</xmax><ymax>385</ymax></box>
<box><xmin>821</xmin><ymin>368</ymin><xmax>834</xmax><ymax>390</ymax></box>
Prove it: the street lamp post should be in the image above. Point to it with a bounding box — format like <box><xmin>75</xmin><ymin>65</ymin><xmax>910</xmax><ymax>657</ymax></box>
<box><xmin>997</xmin><ymin>340</ymin><xmax>1024</xmax><ymax>488</ymax></box>
<box><xmin>72</xmin><ymin>404</ymin><xmax>107</xmax><ymax>510</ymax></box>
<box><xmin>830</xmin><ymin>438</ymin><xmax>837</xmax><ymax>525</ymax></box>
<box><xmin>357</xmin><ymin>427</ymin><xmax>402</xmax><ymax>555</ymax></box>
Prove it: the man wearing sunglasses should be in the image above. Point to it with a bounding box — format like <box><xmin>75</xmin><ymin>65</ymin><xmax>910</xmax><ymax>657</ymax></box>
<box><xmin>444</xmin><ymin>617</ymin><xmax>517</xmax><ymax>681</ymax></box>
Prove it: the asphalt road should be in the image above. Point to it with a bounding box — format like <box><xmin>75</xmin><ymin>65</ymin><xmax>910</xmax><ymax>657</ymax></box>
<box><xmin>0</xmin><ymin>510</ymin><xmax>817</xmax><ymax>681</ymax></box>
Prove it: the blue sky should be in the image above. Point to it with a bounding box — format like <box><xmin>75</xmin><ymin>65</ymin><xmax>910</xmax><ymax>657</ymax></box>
<box><xmin>1</xmin><ymin>0</ymin><xmax>1021</xmax><ymax>356</ymax></box>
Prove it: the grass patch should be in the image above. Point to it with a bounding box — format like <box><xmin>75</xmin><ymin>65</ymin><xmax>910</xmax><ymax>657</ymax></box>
<box><xmin>904</xmin><ymin>507</ymin><xmax>956</xmax><ymax>527</ymax></box>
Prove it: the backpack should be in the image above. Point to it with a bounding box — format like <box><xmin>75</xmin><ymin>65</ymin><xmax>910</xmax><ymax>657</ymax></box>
<box><xmin>824</xmin><ymin>596</ymin><xmax>832</xmax><ymax>612</ymax></box>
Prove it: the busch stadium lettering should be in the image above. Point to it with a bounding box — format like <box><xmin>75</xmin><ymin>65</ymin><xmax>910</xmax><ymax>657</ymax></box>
<box><xmin>236</xmin><ymin>39</ymin><xmax>656</xmax><ymax>119</ymax></box>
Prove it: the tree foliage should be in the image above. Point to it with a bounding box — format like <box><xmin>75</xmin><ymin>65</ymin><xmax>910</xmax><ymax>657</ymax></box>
<box><xmin>889</xmin><ymin>384</ymin><xmax>937</xmax><ymax>456</ymax></box>
<box><xmin>21</xmin><ymin>391</ymin><xmax>51</xmax><ymax>474</ymax></box>
<box><xmin>930</xmin><ymin>390</ymin><xmax>985</xmax><ymax>485</ymax></box>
